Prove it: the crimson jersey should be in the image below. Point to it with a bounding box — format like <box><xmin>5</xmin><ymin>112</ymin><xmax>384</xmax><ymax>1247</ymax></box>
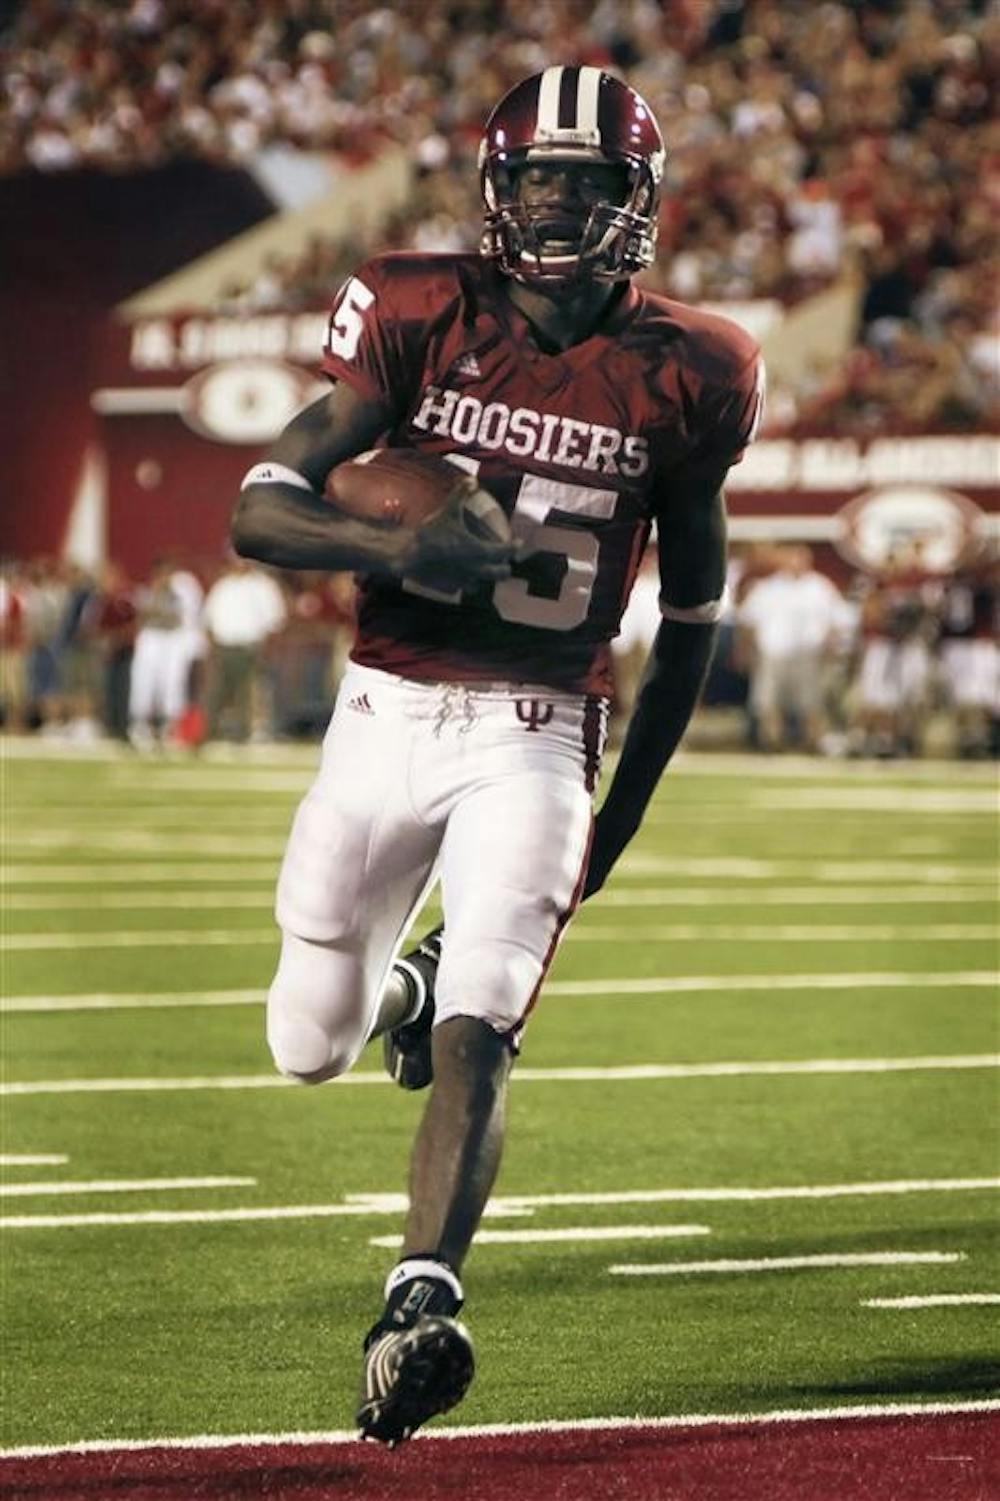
<box><xmin>322</xmin><ymin>252</ymin><xmax>762</xmax><ymax>694</ymax></box>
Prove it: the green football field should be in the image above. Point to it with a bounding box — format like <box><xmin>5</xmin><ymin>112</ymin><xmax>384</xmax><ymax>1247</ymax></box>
<box><xmin>2</xmin><ymin>741</ymin><xmax>998</xmax><ymax>1452</ymax></box>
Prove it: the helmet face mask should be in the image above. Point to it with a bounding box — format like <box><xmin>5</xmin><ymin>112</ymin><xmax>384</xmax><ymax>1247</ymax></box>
<box><xmin>479</xmin><ymin>67</ymin><xmax>665</xmax><ymax>286</ymax></box>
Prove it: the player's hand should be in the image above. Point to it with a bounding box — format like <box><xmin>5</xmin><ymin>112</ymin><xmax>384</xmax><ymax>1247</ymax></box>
<box><xmin>404</xmin><ymin>496</ymin><xmax>514</xmax><ymax>590</ymax></box>
<box><xmin>581</xmin><ymin>809</ymin><xmax>635</xmax><ymax>900</ymax></box>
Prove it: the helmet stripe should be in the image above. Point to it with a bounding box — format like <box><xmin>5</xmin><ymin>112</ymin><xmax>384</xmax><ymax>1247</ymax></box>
<box><xmin>536</xmin><ymin>66</ymin><xmax>564</xmax><ymax>134</ymax></box>
<box><xmin>576</xmin><ymin>66</ymin><xmax>601</xmax><ymax>139</ymax></box>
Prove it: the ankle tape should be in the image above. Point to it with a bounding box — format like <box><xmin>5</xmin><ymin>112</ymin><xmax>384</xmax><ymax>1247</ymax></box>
<box><xmin>384</xmin><ymin>1257</ymin><xmax>464</xmax><ymax>1320</ymax></box>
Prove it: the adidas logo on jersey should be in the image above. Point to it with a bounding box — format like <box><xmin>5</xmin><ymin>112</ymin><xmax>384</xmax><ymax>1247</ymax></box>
<box><xmin>453</xmin><ymin>353</ymin><xmax>482</xmax><ymax>378</ymax></box>
<box><xmin>347</xmin><ymin>693</ymin><xmax>375</xmax><ymax>715</ymax></box>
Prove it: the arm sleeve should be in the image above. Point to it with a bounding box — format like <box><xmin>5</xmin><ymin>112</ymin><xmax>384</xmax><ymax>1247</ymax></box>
<box><xmin>321</xmin><ymin>259</ymin><xmax>412</xmax><ymax>414</ymax></box>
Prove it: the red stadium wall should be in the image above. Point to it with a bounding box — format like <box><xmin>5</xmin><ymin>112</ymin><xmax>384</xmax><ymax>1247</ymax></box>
<box><xmin>0</xmin><ymin>167</ymin><xmax>274</xmax><ymax>562</ymax></box>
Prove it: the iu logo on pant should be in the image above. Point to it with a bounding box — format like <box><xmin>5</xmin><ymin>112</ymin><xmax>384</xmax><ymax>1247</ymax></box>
<box><xmin>515</xmin><ymin>699</ymin><xmax>554</xmax><ymax>732</ymax></box>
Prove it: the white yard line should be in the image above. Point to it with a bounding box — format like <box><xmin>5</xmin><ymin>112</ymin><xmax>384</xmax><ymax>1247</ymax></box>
<box><xmin>750</xmin><ymin>790</ymin><xmax>997</xmax><ymax>812</ymax></box>
<box><xmin>347</xmin><ymin>1178</ymin><xmax>1000</xmax><ymax>1215</ymax></box>
<box><xmin>0</xmin><ymin>1176</ymin><xmax>256</xmax><ymax>1198</ymax></box>
<box><xmin>3</xmin><ymin>1398</ymin><xmax>998</xmax><ymax>1460</ymax></box>
<box><xmin>0</xmin><ymin>1202</ymin><xmax>527</xmax><ymax>1231</ymax></box>
<box><xmin>4</xmin><ymin>972</ymin><xmax>995</xmax><ymax>1012</ymax></box>
<box><xmin>862</xmin><ymin>1294</ymin><xmax>1000</xmax><ymax>1309</ymax></box>
<box><xmin>6</xmin><ymin>926</ymin><xmax>997</xmax><ymax>950</ymax></box>
<box><xmin>4</xmin><ymin>885</ymin><xmax>995</xmax><ymax>910</ymax></box>
<box><xmin>567</xmin><ymin>925</ymin><xmax>997</xmax><ymax>942</ymax></box>
<box><xmin>3</xmin><ymin>1055</ymin><xmax>997</xmax><ymax>1097</ymax></box>
<box><xmin>370</xmin><ymin>1224</ymin><xmax>711</xmax><ymax>1248</ymax></box>
<box><xmin>609</xmin><ymin>1252</ymin><xmax>966</xmax><ymax>1277</ymax></box>
<box><xmin>616</xmin><ymin>856</ymin><xmax>996</xmax><ymax>883</ymax></box>
<box><xmin>1</xmin><ymin>864</ymin><xmax>278</xmax><ymax>883</ymax></box>
<box><xmin>544</xmin><ymin>973</ymin><xmax>997</xmax><ymax>997</ymax></box>
<box><xmin>2</xmin><ymin>930</ymin><xmax>278</xmax><ymax>950</ymax></box>
<box><xmin>0</xmin><ymin>1154</ymin><xmax>69</xmax><ymax>1166</ymax></box>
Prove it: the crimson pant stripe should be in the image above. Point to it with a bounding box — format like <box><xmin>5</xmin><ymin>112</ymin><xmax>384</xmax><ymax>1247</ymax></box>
<box><xmin>582</xmin><ymin>696</ymin><xmax>604</xmax><ymax>794</ymax></box>
<box><xmin>558</xmin><ymin>66</ymin><xmax>581</xmax><ymax>128</ymax></box>
<box><xmin>509</xmin><ymin>815</ymin><xmax>595</xmax><ymax>1044</ymax></box>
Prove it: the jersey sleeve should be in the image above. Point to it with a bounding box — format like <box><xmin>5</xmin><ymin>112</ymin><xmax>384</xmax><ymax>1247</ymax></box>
<box><xmin>321</xmin><ymin>258</ymin><xmax>415</xmax><ymax>412</ymax></box>
<box><xmin>697</xmin><ymin>352</ymin><xmax>766</xmax><ymax>467</ymax></box>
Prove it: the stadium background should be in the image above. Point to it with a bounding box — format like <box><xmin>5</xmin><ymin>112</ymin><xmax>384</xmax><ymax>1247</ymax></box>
<box><xmin>1</xmin><ymin>3</ymin><xmax>998</xmax><ymax>1497</ymax></box>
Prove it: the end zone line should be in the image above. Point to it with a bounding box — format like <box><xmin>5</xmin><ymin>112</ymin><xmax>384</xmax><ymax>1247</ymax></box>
<box><xmin>3</xmin><ymin>1398</ymin><xmax>998</xmax><ymax>1460</ymax></box>
<box><xmin>609</xmin><ymin>1252</ymin><xmax>965</xmax><ymax>1277</ymax></box>
<box><xmin>3</xmin><ymin>1055</ymin><xmax>998</xmax><ymax>1096</ymax></box>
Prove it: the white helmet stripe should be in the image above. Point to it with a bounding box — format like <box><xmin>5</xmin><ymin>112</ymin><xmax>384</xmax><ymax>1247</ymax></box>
<box><xmin>576</xmin><ymin>66</ymin><xmax>601</xmax><ymax>138</ymax></box>
<box><xmin>536</xmin><ymin>67</ymin><xmax>564</xmax><ymax>134</ymax></box>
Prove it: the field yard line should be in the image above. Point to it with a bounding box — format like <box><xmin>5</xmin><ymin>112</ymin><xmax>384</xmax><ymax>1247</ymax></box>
<box><xmin>0</xmin><ymin>1202</ymin><xmax>530</xmax><ymax>1230</ymax></box>
<box><xmin>0</xmin><ymin>1176</ymin><xmax>256</xmax><ymax>1198</ymax></box>
<box><xmin>3</xmin><ymin>1055</ymin><xmax>997</xmax><ymax>1096</ymax></box>
<box><xmin>4</xmin><ymin>851</ymin><xmax>995</xmax><ymax>883</ymax></box>
<box><xmin>3</xmin><ymin>885</ymin><xmax>995</xmax><ymax>910</ymax></box>
<box><xmin>1</xmin><ymin>865</ymin><xmax>279</xmax><ymax>883</ymax></box>
<box><xmin>2</xmin><ymin>930</ymin><xmax>278</xmax><ymax>950</ymax></box>
<box><xmin>609</xmin><ymin>1252</ymin><xmax>966</xmax><ymax>1277</ymax></box>
<box><xmin>6</xmin><ymin>926</ymin><xmax>998</xmax><ymax>951</ymax></box>
<box><xmin>544</xmin><ymin>973</ymin><xmax>998</xmax><ymax>996</ymax></box>
<box><xmin>419</xmin><ymin>1177</ymin><xmax>1000</xmax><ymax>1211</ymax></box>
<box><xmin>0</xmin><ymin>1154</ymin><xmax>69</xmax><ymax>1166</ymax></box>
<box><xmin>4</xmin><ymin>1398</ymin><xmax>999</xmax><ymax>1459</ymax></box>
<box><xmin>368</xmin><ymin>1224</ymin><xmax>712</xmax><ymax>1248</ymax></box>
<box><xmin>862</xmin><ymin>1294</ymin><xmax>1000</xmax><ymax>1309</ymax></box>
<box><xmin>6</xmin><ymin>971</ymin><xmax>996</xmax><ymax>1014</ymax></box>
<box><xmin>567</xmin><ymin>925</ymin><xmax>997</xmax><ymax>941</ymax></box>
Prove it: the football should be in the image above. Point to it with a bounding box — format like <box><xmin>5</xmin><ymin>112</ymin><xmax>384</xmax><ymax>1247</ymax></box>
<box><xmin>328</xmin><ymin>448</ymin><xmax>478</xmax><ymax>528</ymax></box>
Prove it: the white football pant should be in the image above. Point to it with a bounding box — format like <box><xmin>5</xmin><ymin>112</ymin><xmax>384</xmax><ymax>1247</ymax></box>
<box><xmin>267</xmin><ymin>662</ymin><xmax>604</xmax><ymax>1082</ymax></box>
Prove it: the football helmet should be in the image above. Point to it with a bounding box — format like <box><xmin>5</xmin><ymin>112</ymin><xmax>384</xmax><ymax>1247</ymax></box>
<box><xmin>479</xmin><ymin>66</ymin><xmax>665</xmax><ymax>284</ymax></box>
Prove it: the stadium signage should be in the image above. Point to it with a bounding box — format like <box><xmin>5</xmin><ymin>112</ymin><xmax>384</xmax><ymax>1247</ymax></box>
<box><xmin>728</xmin><ymin>436</ymin><xmax>999</xmax><ymax>491</ymax></box>
<box><xmin>129</xmin><ymin>314</ymin><xmax>328</xmax><ymax>371</ymax></box>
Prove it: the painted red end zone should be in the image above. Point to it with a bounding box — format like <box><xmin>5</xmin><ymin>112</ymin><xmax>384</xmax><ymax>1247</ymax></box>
<box><xmin>3</xmin><ymin>1412</ymin><xmax>996</xmax><ymax>1501</ymax></box>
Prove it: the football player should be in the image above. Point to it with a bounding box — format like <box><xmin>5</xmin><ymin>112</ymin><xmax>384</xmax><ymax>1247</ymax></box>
<box><xmin>232</xmin><ymin>66</ymin><xmax>763</xmax><ymax>1445</ymax></box>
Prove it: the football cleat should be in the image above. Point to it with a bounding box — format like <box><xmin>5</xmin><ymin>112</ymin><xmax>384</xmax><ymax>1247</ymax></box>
<box><xmin>384</xmin><ymin>928</ymin><xmax>442</xmax><ymax>1091</ymax></box>
<box><xmin>357</xmin><ymin>1313</ymin><xmax>475</xmax><ymax>1446</ymax></box>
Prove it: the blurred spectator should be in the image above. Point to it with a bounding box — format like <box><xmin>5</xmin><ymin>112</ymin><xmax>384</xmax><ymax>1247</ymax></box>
<box><xmin>737</xmin><ymin>544</ymin><xmax>849</xmax><ymax>752</ymax></box>
<box><xmin>128</xmin><ymin>555</ymin><xmax>185</xmax><ymax>749</ymax></box>
<box><xmin>203</xmin><ymin>555</ymin><xmax>287</xmax><ymax>742</ymax></box>
<box><xmin>935</xmin><ymin>558</ymin><xmax>999</xmax><ymax>759</ymax></box>
<box><xmin>849</xmin><ymin>543</ymin><xmax>940</xmax><ymax>758</ymax></box>
<box><xmin>89</xmin><ymin>560</ymin><xmax>138</xmax><ymax>741</ymax></box>
<box><xmin>0</xmin><ymin>560</ymin><xmax>29</xmax><ymax>732</ymax></box>
<box><xmin>22</xmin><ymin>557</ymin><xmax>70</xmax><ymax>737</ymax></box>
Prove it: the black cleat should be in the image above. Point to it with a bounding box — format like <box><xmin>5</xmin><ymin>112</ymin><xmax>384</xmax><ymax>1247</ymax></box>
<box><xmin>356</xmin><ymin>1313</ymin><xmax>475</xmax><ymax>1446</ymax></box>
<box><xmin>384</xmin><ymin>929</ymin><xmax>442</xmax><ymax>1091</ymax></box>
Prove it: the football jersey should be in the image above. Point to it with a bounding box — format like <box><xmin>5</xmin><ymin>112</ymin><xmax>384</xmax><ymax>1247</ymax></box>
<box><xmin>322</xmin><ymin>253</ymin><xmax>762</xmax><ymax>694</ymax></box>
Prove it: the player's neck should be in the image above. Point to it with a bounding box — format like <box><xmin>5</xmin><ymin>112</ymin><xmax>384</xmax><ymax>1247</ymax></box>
<box><xmin>504</xmin><ymin>278</ymin><xmax>622</xmax><ymax>353</ymax></box>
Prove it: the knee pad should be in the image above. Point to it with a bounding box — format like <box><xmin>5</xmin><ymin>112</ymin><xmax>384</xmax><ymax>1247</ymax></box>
<box><xmin>266</xmin><ymin>933</ymin><xmax>371</xmax><ymax>1083</ymax></box>
<box><xmin>436</xmin><ymin>937</ymin><xmax>545</xmax><ymax>1036</ymax></box>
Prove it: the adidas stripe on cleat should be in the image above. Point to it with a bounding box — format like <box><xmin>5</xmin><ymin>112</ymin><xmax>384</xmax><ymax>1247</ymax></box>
<box><xmin>357</xmin><ymin>1314</ymin><xmax>475</xmax><ymax>1446</ymax></box>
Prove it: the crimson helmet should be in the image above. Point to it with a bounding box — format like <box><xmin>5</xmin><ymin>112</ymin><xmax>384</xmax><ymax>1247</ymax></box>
<box><xmin>479</xmin><ymin>66</ymin><xmax>665</xmax><ymax>284</ymax></box>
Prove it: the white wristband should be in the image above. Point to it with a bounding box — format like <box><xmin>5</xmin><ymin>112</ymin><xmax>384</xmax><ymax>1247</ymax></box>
<box><xmin>240</xmin><ymin>462</ymin><xmax>313</xmax><ymax>492</ymax></box>
<box><xmin>659</xmin><ymin>593</ymin><xmax>726</xmax><ymax>624</ymax></box>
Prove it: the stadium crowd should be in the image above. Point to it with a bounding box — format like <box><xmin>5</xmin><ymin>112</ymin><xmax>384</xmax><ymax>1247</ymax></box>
<box><xmin>4</xmin><ymin>1</ymin><xmax>997</xmax><ymax>437</ymax></box>
<box><xmin>2</xmin><ymin>547</ymin><xmax>996</xmax><ymax>758</ymax></box>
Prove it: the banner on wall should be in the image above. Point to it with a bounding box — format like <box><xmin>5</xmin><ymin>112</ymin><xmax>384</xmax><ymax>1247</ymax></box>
<box><xmin>93</xmin><ymin>310</ymin><xmax>1000</xmax><ymax>575</ymax></box>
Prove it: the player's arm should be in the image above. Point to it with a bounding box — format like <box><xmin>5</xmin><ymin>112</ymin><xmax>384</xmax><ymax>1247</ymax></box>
<box><xmin>231</xmin><ymin>381</ymin><xmax>511</xmax><ymax>581</ymax></box>
<box><xmin>583</xmin><ymin>453</ymin><xmax>729</xmax><ymax>899</ymax></box>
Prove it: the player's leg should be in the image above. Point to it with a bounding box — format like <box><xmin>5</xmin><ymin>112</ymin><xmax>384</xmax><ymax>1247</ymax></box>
<box><xmin>267</xmin><ymin>677</ymin><xmax>440</xmax><ymax>1084</ymax></box>
<box><xmin>358</xmin><ymin>741</ymin><xmax>594</xmax><ymax>1444</ymax></box>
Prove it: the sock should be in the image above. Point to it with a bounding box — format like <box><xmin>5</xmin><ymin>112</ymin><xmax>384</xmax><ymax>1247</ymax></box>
<box><xmin>379</xmin><ymin>1256</ymin><xmax>464</xmax><ymax>1331</ymax></box>
<box><xmin>392</xmin><ymin>959</ymin><xmax>428</xmax><ymax>1026</ymax></box>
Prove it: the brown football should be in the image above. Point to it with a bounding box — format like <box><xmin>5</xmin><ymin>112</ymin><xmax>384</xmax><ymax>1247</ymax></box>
<box><xmin>326</xmin><ymin>448</ymin><xmax>475</xmax><ymax>527</ymax></box>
